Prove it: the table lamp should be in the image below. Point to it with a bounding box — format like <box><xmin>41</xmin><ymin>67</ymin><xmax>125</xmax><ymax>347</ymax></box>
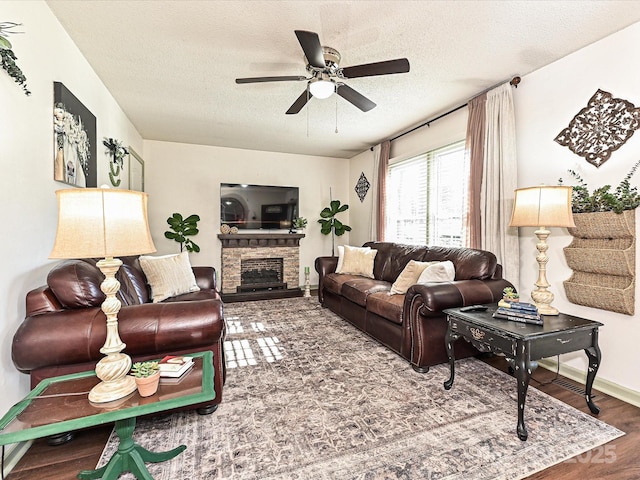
<box><xmin>50</xmin><ymin>188</ymin><xmax>156</xmax><ymax>403</ymax></box>
<box><xmin>509</xmin><ymin>185</ymin><xmax>575</xmax><ymax>315</ymax></box>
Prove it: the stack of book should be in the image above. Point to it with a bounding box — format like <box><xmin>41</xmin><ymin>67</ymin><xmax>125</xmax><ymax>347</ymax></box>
<box><xmin>158</xmin><ymin>355</ymin><xmax>194</xmax><ymax>378</ymax></box>
<box><xmin>492</xmin><ymin>302</ymin><xmax>543</xmax><ymax>325</ymax></box>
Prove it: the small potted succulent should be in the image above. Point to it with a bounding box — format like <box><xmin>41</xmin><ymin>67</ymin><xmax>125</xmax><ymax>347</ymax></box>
<box><xmin>130</xmin><ymin>360</ymin><xmax>160</xmax><ymax>397</ymax></box>
<box><xmin>498</xmin><ymin>287</ymin><xmax>520</xmax><ymax>308</ymax></box>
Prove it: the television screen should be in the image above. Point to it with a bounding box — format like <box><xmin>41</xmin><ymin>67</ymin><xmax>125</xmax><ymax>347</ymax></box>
<box><xmin>220</xmin><ymin>183</ymin><xmax>299</xmax><ymax>230</ymax></box>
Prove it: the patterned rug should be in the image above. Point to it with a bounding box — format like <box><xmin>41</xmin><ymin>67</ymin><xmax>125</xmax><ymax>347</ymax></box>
<box><xmin>98</xmin><ymin>297</ymin><xmax>623</xmax><ymax>479</ymax></box>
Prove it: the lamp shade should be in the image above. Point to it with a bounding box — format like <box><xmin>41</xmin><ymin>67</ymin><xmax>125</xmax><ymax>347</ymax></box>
<box><xmin>50</xmin><ymin>188</ymin><xmax>156</xmax><ymax>259</ymax></box>
<box><xmin>509</xmin><ymin>185</ymin><xmax>576</xmax><ymax>228</ymax></box>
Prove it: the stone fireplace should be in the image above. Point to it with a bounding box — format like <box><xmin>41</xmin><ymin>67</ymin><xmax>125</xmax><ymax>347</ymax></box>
<box><xmin>218</xmin><ymin>233</ymin><xmax>304</xmax><ymax>300</ymax></box>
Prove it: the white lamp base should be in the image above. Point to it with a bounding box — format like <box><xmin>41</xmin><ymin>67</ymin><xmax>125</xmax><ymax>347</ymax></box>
<box><xmin>89</xmin><ymin>257</ymin><xmax>137</xmax><ymax>403</ymax></box>
<box><xmin>531</xmin><ymin>227</ymin><xmax>560</xmax><ymax>316</ymax></box>
<box><xmin>89</xmin><ymin>353</ymin><xmax>137</xmax><ymax>403</ymax></box>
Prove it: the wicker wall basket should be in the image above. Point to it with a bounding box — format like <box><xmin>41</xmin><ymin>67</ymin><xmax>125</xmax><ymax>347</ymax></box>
<box><xmin>563</xmin><ymin>210</ymin><xmax>636</xmax><ymax>315</ymax></box>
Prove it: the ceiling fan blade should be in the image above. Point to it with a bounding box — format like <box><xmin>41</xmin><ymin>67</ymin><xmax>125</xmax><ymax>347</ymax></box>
<box><xmin>236</xmin><ymin>75</ymin><xmax>307</xmax><ymax>84</ymax></box>
<box><xmin>341</xmin><ymin>58</ymin><xmax>410</xmax><ymax>79</ymax></box>
<box><xmin>336</xmin><ymin>84</ymin><xmax>376</xmax><ymax>112</ymax></box>
<box><xmin>294</xmin><ymin>30</ymin><xmax>325</xmax><ymax>69</ymax></box>
<box><xmin>286</xmin><ymin>90</ymin><xmax>312</xmax><ymax>115</ymax></box>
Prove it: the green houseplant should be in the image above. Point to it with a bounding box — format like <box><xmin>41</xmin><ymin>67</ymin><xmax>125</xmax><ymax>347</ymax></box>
<box><xmin>560</xmin><ymin>158</ymin><xmax>640</xmax><ymax>213</ymax></box>
<box><xmin>130</xmin><ymin>361</ymin><xmax>160</xmax><ymax>397</ymax></box>
<box><xmin>130</xmin><ymin>360</ymin><xmax>159</xmax><ymax>378</ymax></box>
<box><xmin>318</xmin><ymin>200</ymin><xmax>351</xmax><ymax>256</ymax></box>
<box><xmin>165</xmin><ymin>213</ymin><xmax>201</xmax><ymax>253</ymax></box>
<box><xmin>290</xmin><ymin>216</ymin><xmax>307</xmax><ymax>233</ymax></box>
<box><xmin>0</xmin><ymin>22</ymin><xmax>30</xmax><ymax>95</ymax></box>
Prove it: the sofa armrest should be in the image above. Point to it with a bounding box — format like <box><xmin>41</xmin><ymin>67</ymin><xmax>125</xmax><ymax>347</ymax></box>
<box><xmin>12</xmin><ymin>299</ymin><xmax>224</xmax><ymax>373</ymax></box>
<box><xmin>315</xmin><ymin>256</ymin><xmax>338</xmax><ymax>304</ymax></box>
<box><xmin>405</xmin><ymin>278</ymin><xmax>514</xmax><ymax>317</ymax></box>
<box><xmin>193</xmin><ymin>266</ymin><xmax>217</xmax><ymax>291</ymax></box>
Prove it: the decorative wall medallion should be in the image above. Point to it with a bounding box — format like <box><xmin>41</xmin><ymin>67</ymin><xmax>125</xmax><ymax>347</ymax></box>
<box><xmin>355</xmin><ymin>172</ymin><xmax>370</xmax><ymax>202</ymax></box>
<box><xmin>554</xmin><ymin>89</ymin><xmax>640</xmax><ymax>168</ymax></box>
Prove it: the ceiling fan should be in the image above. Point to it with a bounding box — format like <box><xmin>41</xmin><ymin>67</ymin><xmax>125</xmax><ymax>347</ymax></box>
<box><xmin>235</xmin><ymin>30</ymin><xmax>410</xmax><ymax>114</ymax></box>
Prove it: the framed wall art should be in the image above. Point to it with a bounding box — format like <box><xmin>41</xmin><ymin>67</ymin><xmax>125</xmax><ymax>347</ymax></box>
<box><xmin>128</xmin><ymin>147</ymin><xmax>145</xmax><ymax>192</ymax></box>
<box><xmin>53</xmin><ymin>82</ymin><xmax>97</xmax><ymax>187</ymax></box>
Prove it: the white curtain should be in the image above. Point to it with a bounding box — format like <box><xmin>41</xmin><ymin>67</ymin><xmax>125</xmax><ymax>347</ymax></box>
<box><xmin>480</xmin><ymin>83</ymin><xmax>520</xmax><ymax>289</ymax></box>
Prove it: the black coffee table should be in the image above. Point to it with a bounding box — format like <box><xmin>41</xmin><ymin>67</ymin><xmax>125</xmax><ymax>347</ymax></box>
<box><xmin>443</xmin><ymin>305</ymin><xmax>602</xmax><ymax>441</ymax></box>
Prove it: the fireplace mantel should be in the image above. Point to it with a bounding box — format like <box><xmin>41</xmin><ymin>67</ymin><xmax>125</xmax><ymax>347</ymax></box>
<box><xmin>217</xmin><ymin>233</ymin><xmax>305</xmax><ymax>248</ymax></box>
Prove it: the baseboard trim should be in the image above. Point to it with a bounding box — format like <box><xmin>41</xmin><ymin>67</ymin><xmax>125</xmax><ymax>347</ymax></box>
<box><xmin>2</xmin><ymin>440</ymin><xmax>32</xmax><ymax>477</ymax></box>
<box><xmin>539</xmin><ymin>359</ymin><xmax>640</xmax><ymax>408</ymax></box>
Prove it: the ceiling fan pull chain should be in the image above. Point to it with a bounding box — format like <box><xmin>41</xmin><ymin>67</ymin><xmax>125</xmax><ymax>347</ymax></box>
<box><xmin>335</xmin><ymin>96</ymin><xmax>339</xmax><ymax>134</ymax></box>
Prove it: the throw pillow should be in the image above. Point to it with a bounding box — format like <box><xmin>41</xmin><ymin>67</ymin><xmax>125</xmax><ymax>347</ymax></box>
<box><xmin>139</xmin><ymin>251</ymin><xmax>200</xmax><ymax>303</ymax></box>
<box><xmin>338</xmin><ymin>245</ymin><xmax>377</xmax><ymax>278</ymax></box>
<box><xmin>390</xmin><ymin>260</ymin><xmax>437</xmax><ymax>295</ymax></box>
<box><xmin>336</xmin><ymin>245</ymin><xmax>371</xmax><ymax>274</ymax></box>
<box><xmin>336</xmin><ymin>245</ymin><xmax>345</xmax><ymax>272</ymax></box>
<box><xmin>417</xmin><ymin>260</ymin><xmax>456</xmax><ymax>284</ymax></box>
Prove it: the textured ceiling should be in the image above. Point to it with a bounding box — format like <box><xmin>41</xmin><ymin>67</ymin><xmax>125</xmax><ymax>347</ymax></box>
<box><xmin>45</xmin><ymin>1</ymin><xmax>640</xmax><ymax>159</ymax></box>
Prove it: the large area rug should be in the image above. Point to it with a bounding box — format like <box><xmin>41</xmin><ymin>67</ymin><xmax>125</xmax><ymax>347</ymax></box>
<box><xmin>99</xmin><ymin>297</ymin><xmax>623</xmax><ymax>479</ymax></box>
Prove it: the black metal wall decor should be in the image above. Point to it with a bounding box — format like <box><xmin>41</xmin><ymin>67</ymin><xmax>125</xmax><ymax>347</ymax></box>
<box><xmin>554</xmin><ymin>89</ymin><xmax>640</xmax><ymax>168</ymax></box>
<box><xmin>355</xmin><ymin>172</ymin><xmax>370</xmax><ymax>202</ymax></box>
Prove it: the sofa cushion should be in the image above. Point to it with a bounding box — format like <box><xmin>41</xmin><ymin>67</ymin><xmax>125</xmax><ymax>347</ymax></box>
<box><xmin>390</xmin><ymin>260</ymin><xmax>436</xmax><ymax>294</ymax></box>
<box><xmin>47</xmin><ymin>260</ymin><xmax>105</xmax><ymax>309</ymax></box>
<box><xmin>422</xmin><ymin>246</ymin><xmax>497</xmax><ymax>280</ymax></box>
<box><xmin>417</xmin><ymin>260</ymin><xmax>456</xmax><ymax>284</ymax></box>
<box><xmin>338</xmin><ymin>246</ymin><xmax>377</xmax><ymax>278</ymax></box>
<box><xmin>367</xmin><ymin>291</ymin><xmax>405</xmax><ymax>325</ymax></box>
<box><xmin>139</xmin><ymin>252</ymin><xmax>200</xmax><ymax>303</ymax></box>
<box><xmin>323</xmin><ymin>273</ymin><xmax>359</xmax><ymax>296</ymax></box>
<box><xmin>363</xmin><ymin>242</ymin><xmax>430</xmax><ymax>282</ymax></box>
<box><xmin>341</xmin><ymin>277</ymin><xmax>390</xmax><ymax>307</ymax></box>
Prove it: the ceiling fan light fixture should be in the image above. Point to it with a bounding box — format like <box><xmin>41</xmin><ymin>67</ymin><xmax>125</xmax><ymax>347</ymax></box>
<box><xmin>309</xmin><ymin>79</ymin><xmax>335</xmax><ymax>99</ymax></box>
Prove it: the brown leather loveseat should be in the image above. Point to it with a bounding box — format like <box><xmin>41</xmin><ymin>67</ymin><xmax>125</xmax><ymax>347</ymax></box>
<box><xmin>12</xmin><ymin>256</ymin><xmax>226</xmax><ymax>414</ymax></box>
<box><xmin>315</xmin><ymin>242</ymin><xmax>514</xmax><ymax>372</ymax></box>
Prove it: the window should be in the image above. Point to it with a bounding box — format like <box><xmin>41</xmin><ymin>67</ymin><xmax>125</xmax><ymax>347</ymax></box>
<box><xmin>385</xmin><ymin>141</ymin><xmax>468</xmax><ymax>247</ymax></box>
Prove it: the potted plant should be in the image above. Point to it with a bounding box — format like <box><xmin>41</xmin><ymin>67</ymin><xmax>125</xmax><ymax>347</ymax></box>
<box><xmin>561</xmin><ymin>158</ymin><xmax>640</xmax><ymax>214</ymax></box>
<box><xmin>498</xmin><ymin>287</ymin><xmax>519</xmax><ymax>308</ymax></box>
<box><xmin>290</xmin><ymin>216</ymin><xmax>307</xmax><ymax>233</ymax></box>
<box><xmin>318</xmin><ymin>200</ymin><xmax>351</xmax><ymax>256</ymax></box>
<box><xmin>165</xmin><ymin>213</ymin><xmax>201</xmax><ymax>253</ymax></box>
<box><xmin>130</xmin><ymin>361</ymin><xmax>160</xmax><ymax>397</ymax></box>
<box><xmin>559</xmin><ymin>160</ymin><xmax>640</xmax><ymax>315</ymax></box>
<box><xmin>0</xmin><ymin>22</ymin><xmax>30</xmax><ymax>96</ymax></box>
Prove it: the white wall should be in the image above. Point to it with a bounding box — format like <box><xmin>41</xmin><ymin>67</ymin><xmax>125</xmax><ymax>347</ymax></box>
<box><xmin>515</xmin><ymin>22</ymin><xmax>640</xmax><ymax>395</ymax></box>
<box><xmin>143</xmin><ymin>140</ymin><xmax>348</xmax><ymax>287</ymax></box>
<box><xmin>0</xmin><ymin>1</ymin><xmax>143</xmax><ymax>418</ymax></box>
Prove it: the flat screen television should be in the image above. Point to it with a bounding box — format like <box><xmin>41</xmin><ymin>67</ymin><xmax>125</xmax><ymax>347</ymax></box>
<box><xmin>220</xmin><ymin>183</ymin><xmax>299</xmax><ymax>230</ymax></box>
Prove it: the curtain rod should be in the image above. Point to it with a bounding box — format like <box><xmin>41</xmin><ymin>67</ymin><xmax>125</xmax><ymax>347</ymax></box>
<box><xmin>385</xmin><ymin>76</ymin><xmax>521</xmax><ymax>144</ymax></box>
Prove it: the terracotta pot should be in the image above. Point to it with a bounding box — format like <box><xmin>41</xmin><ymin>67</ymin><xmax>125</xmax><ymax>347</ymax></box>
<box><xmin>134</xmin><ymin>372</ymin><xmax>160</xmax><ymax>397</ymax></box>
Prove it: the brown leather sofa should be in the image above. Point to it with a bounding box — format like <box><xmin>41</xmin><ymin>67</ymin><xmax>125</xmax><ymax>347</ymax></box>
<box><xmin>315</xmin><ymin>242</ymin><xmax>514</xmax><ymax>372</ymax></box>
<box><xmin>12</xmin><ymin>256</ymin><xmax>226</xmax><ymax>415</ymax></box>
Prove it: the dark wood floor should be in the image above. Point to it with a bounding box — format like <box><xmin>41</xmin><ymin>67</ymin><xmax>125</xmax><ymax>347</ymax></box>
<box><xmin>6</xmin><ymin>356</ymin><xmax>640</xmax><ymax>480</ymax></box>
